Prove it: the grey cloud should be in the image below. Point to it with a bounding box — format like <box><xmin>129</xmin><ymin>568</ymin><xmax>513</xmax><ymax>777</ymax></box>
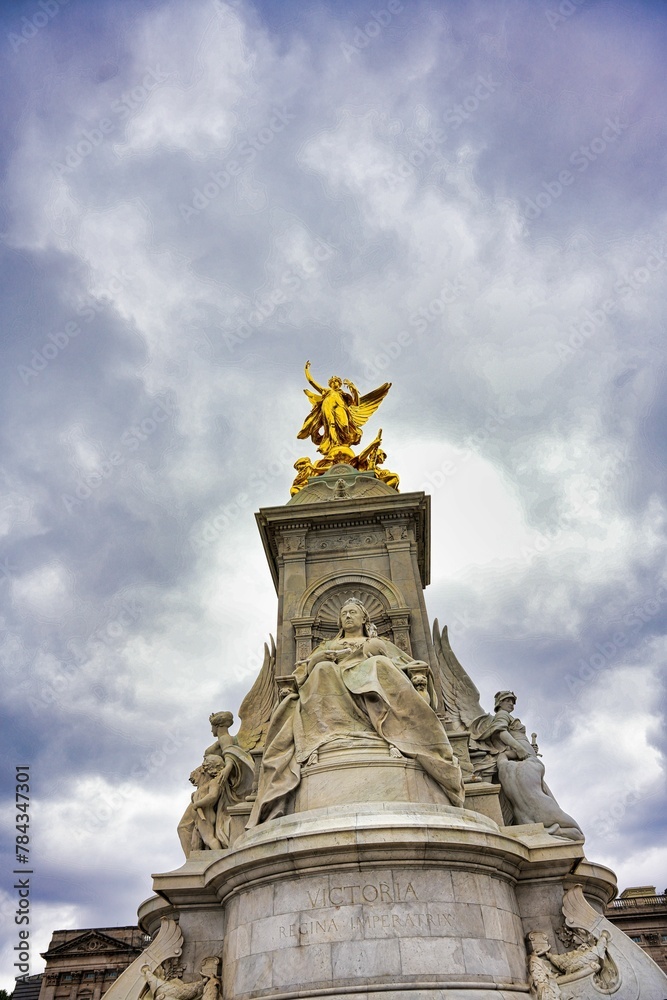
<box><xmin>2</xmin><ymin>0</ymin><xmax>667</xmax><ymax>985</ymax></box>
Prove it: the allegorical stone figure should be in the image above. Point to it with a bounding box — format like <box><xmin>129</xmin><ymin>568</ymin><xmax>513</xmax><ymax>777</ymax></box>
<box><xmin>525</xmin><ymin>932</ymin><xmax>562</xmax><ymax>1000</ymax></box>
<box><xmin>469</xmin><ymin>691</ymin><xmax>584</xmax><ymax>842</ymax></box>
<box><xmin>433</xmin><ymin>622</ymin><xmax>585</xmax><ymax>843</ymax></box>
<box><xmin>247</xmin><ymin>598</ymin><xmax>465</xmax><ymax>827</ymax></box>
<box><xmin>141</xmin><ymin>956</ymin><xmax>220</xmax><ymax>1000</ymax></box>
<box><xmin>177</xmin><ymin>711</ymin><xmax>254</xmax><ymax>856</ymax></box>
<box><xmin>526</xmin><ymin>925</ymin><xmax>613</xmax><ymax>1000</ymax></box>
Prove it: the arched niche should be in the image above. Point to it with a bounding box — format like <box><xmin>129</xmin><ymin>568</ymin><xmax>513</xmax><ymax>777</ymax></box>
<box><xmin>291</xmin><ymin>572</ymin><xmax>413</xmax><ymax>661</ymax></box>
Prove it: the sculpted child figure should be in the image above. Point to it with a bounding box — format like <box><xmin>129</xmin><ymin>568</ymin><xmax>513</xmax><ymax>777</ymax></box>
<box><xmin>248</xmin><ymin>598</ymin><xmax>465</xmax><ymax>827</ymax></box>
<box><xmin>191</xmin><ymin>755</ymin><xmax>230</xmax><ymax>851</ymax></box>
<box><xmin>177</xmin><ymin>712</ymin><xmax>254</xmax><ymax>856</ymax></box>
<box><xmin>177</xmin><ymin>765</ymin><xmax>204</xmax><ymax>856</ymax></box>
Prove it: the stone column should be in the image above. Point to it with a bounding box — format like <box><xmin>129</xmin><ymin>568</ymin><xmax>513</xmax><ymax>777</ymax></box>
<box><xmin>276</xmin><ymin>528</ymin><xmax>308</xmax><ymax>677</ymax></box>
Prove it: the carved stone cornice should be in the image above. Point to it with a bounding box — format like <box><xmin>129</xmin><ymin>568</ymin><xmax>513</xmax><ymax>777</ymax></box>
<box><xmin>256</xmin><ymin>491</ymin><xmax>430</xmax><ymax>592</ymax></box>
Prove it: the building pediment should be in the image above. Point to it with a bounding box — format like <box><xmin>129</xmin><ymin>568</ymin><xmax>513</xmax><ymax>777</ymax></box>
<box><xmin>42</xmin><ymin>930</ymin><xmax>140</xmax><ymax>960</ymax></box>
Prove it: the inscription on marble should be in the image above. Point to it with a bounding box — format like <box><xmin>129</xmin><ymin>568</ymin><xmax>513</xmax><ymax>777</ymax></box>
<box><xmin>306</xmin><ymin>879</ymin><xmax>417</xmax><ymax>906</ymax></box>
<box><xmin>278</xmin><ymin>910</ymin><xmax>453</xmax><ymax>939</ymax></box>
<box><xmin>279</xmin><ymin>918</ymin><xmax>339</xmax><ymax>939</ymax></box>
<box><xmin>274</xmin><ymin>879</ymin><xmax>457</xmax><ymax>941</ymax></box>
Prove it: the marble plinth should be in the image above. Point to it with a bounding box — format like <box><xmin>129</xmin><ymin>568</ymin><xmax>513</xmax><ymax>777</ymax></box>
<box><xmin>141</xmin><ymin>802</ymin><xmax>667</xmax><ymax>1000</ymax></box>
<box><xmin>142</xmin><ymin>803</ymin><xmax>599</xmax><ymax>1000</ymax></box>
<box><xmin>294</xmin><ymin>745</ymin><xmax>453</xmax><ymax>811</ymax></box>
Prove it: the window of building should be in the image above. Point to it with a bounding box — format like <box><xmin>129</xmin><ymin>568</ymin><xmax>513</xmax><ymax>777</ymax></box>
<box><xmin>61</xmin><ymin>975</ymin><xmax>73</xmax><ymax>982</ymax></box>
<box><xmin>106</xmin><ymin>970</ymin><xmax>118</xmax><ymax>979</ymax></box>
<box><xmin>83</xmin><ymin>973</ymin><xmax>95</xmax><ymax>980</ymax></box>
<box><xmin>630</xmin><ymin>935</ymin><xmax>642</xmax><ymax>942</ymax></box>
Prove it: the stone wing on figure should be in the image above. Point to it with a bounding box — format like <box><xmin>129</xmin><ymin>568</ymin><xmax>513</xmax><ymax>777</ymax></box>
<box><xmin>101</xmin><ymin>920</ymin><xmax>184</xmax><ymax>1000</ymax></box>
<box><xmin>433</xmin><ymin>619</ymin><xmax>584</xmax><ymax>842</ymax></box>
<box><xmin>432</xmin><ymin>619</ymin><xmax>485</xmax><ymax>731</ymax></box>
<box><xmin>237</xmin><ymin>635</ymin><xmax>278</xmax><ymax>751</ymax></box>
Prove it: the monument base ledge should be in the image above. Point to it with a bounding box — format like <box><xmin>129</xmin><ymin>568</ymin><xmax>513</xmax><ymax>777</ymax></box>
<box><xmin>145</xmin><ymin>802</ymin><xmax>601</xmax><ymax>917</ymax></box>
<box><xmin>134</xmin><ymin>805</ymin><xmax>667</xmax><ymax>1000</ymax></box>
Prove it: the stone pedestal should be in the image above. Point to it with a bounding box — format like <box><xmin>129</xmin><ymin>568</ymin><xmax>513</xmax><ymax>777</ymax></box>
<box><xmin>294</xmin><ymin>745</ymin><xmax>453</xmax><ymax>812</ymax></box>
<box><xmin>141</xmin><ymin>802</ymin><xmax>649</xmax><ymax>1000</ymax></box>
<box><xmin>463</xmin><ymin>781</ymin><xmax>504</xmax><ymax>827</ymax></box>
<box><xmin>133</xmin><ymin>447</ymin><xmax>667</xmax><ymax>1000</ymax></box>
<box><xmin>255</xmin><ymin>475</ymin><xmax>436</xmax><ymax>679</ymax></box>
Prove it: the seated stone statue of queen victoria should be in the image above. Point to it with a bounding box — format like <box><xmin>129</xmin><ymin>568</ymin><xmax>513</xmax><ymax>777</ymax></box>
<box><xmin>247</xmin><ymin>598</ymin><xmax>465</xmax><ymax>827</ymax></box>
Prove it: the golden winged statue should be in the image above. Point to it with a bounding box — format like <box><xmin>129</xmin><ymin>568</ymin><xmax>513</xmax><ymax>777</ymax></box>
<box><xmin>297</xmin><ymin>361</ymin><xmax>391</xmax><ymax>458</ymax></box>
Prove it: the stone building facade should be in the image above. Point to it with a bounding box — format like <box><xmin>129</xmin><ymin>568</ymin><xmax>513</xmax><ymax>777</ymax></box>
<box><xmin>37</xmin><ymin>928</ymin><xmax>147</xmax><ymax>1000</ymax></box>
<box><xmin>605</xmin><ymin>887</ymin><xmax>667</xmax><ymax>974</ymax></box>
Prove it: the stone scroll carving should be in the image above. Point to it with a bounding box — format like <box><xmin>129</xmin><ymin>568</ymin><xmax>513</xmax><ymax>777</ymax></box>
<box><xmin>433</xmin><ymin>621</ymin><xmax>584</xmax><ymax>842</ymax></box>
<box><xmin>526</xmin><ymin>885</ymin><xmax>620</xmax><ymax>999</ymax></box>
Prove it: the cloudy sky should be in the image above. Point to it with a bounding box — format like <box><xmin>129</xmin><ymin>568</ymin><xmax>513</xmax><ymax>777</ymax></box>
<box><xmin>2</xmin><ymin>0</ymin><xmax>666</xmax><ymax>986</ymax></box>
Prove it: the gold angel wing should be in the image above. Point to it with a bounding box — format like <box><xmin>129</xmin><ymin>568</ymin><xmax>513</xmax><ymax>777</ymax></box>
<box><xmin>237</xmin><ymin>636</ymin><xmax>278</xmax><ymax>751</ymax></box>
<box><xmin>102</xmin><ymin>919</ymin><xmax>183</xmax><ymax>1000</ymax></box>
<box><xmin>349</xmin><ymin>382</ymin><xmax>392</xmax><ymax>428</ymax></box>
<box><xmin>432</xmin><ymin>620</ymin><xmax>485</xmax><ymax>731</ymax></box>
<box><xmin>303</xmin><ymin>388</ymin><xmax>322</xmax><ymax>407</ymax></box>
